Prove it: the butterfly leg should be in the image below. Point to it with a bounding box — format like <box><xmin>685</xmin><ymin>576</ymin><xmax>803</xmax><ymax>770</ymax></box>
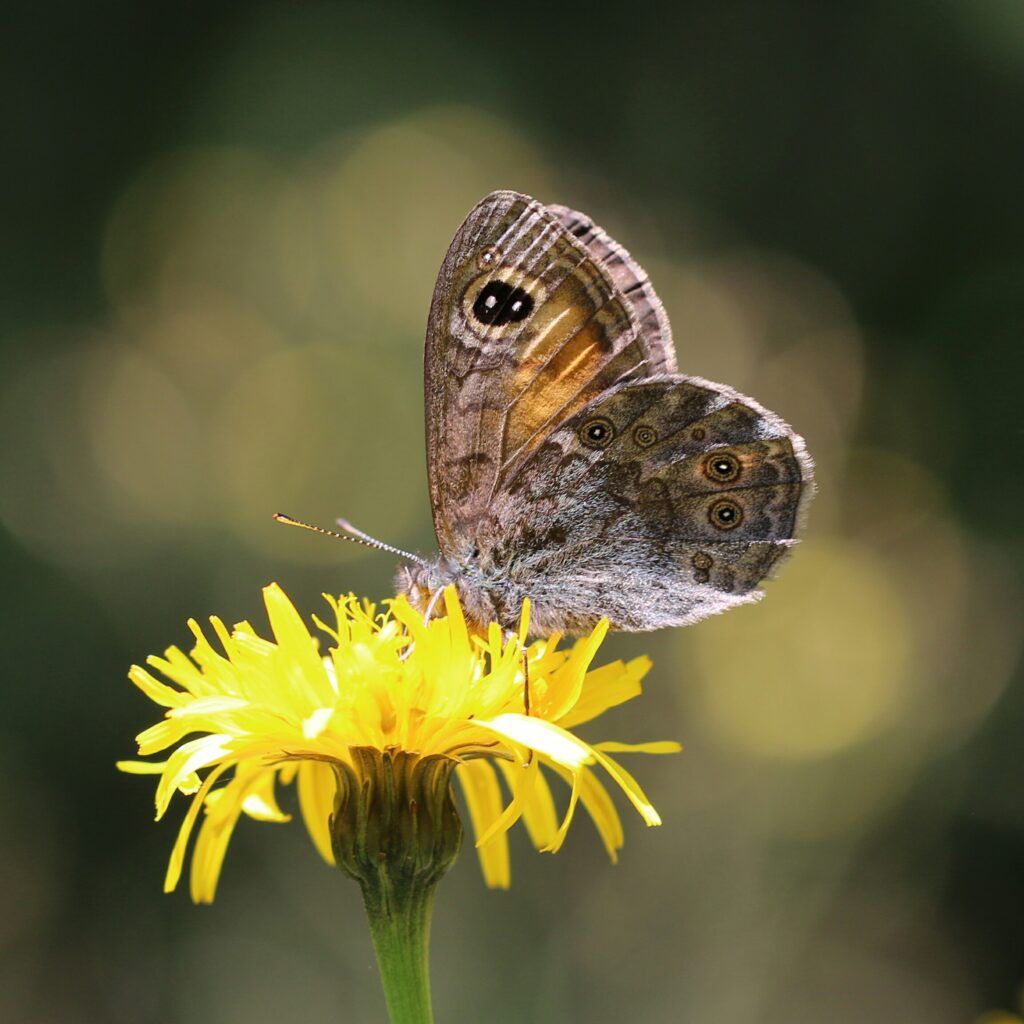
<box><xmin>396</xmin><ymin>589</ymin><xmax>445</xmax><ymax>663</ymax></box>
<box><xmin>503</xmin><ymin>632</ymin><xmax>534</xmax><ymax>764</ymax></box>
<box><xmin>421</xmin><ymin>587</ymin><xmax>445</xmax><ymax>626</ymax></box>
<box><xmin>521</xmin><ymin>646</ymin><xmax>531</xmax><ymax>717</ymax></box>
<box><xmin>520</xmin><ymin>645</ymin><xmax>535</xmax><ymax>768</ymax></box>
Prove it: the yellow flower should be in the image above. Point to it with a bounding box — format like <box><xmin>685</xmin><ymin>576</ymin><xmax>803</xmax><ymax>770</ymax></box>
<box><xmin>119</xmin><ymin>583</ymin><xmax>679</xmax><ymax>903</ymax></box>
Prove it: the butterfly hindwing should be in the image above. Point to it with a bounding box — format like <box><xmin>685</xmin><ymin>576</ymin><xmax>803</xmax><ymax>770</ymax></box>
<box><xmin>484</xmin><ymin>376</ymin><xmax>813</xmax><ymax>632</ymax></box>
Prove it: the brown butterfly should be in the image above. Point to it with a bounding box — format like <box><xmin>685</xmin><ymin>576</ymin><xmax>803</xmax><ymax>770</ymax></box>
<box><xmin>383</xmin><ymin>191</ymin><xmax>814</xmax><ymax>636</ymax></box>
<box><xmin>281</xmin><ymin>191</ymin><xmax>813</xmax><ymax>636</ymax></box>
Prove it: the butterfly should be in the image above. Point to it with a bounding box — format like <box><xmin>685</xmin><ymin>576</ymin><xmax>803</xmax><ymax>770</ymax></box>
<box><xmin>390</xmin><ymin>191</ymin><xmax>811</xmax><ymax>636</ymax></box>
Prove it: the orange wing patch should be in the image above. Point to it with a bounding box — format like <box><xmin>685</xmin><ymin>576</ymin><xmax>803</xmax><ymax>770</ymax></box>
<box><xmin>502</xmin><ymin>299</ymin><xmax>647</xmax><ymax>467</ymax></box>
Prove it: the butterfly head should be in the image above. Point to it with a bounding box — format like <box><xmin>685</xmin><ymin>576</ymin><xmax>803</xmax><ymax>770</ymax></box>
<box><xmin>395</xmin><ymin>557</ymin><xmax>501</xmax><ymax>633</ymax></box>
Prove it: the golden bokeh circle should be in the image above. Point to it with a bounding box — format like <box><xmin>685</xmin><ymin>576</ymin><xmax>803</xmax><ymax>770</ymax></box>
<box><xmin>689</xmin><ymin>538</ymin><xmax>915</xmax><ymax>761</ymax></box>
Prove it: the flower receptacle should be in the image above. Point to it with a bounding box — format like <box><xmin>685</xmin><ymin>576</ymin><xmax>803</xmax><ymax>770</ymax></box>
<box><xmin>330</xmin><ymin>747</ymin><xmax>464</xmax><ymax>899</ymax></box>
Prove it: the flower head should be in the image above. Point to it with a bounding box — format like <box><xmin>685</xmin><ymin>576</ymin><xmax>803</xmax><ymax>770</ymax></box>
<box><xmin>119</xmin><ymin>584</ymin><xmax>679</xmax><ymax>902</ymax></box>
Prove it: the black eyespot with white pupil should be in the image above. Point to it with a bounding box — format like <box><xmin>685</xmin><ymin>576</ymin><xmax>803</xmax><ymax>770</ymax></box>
<box><xmin>472</xmin><ymin>280</ymin><xmax>534</xmax><ymax>327</ymax></box>
<box><xmin>580</xmin><ymin>417</ymin><xmax>615</xmax><ymax>448</ymax></box>
<box><xmin>708</xmin><ymin>498</ymin><xmax>743</xmax><ymax>530</ymax></box>
<box><xmin>703</xmin><ymin>451</ymin><xmax>740</xmax><ymax>483</ymax></box>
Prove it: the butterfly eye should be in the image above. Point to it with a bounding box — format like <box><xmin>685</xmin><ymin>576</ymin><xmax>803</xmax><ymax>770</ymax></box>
<box><xmin>472</xmin><ymin>280</ymin><xmax>534</xmax><ymax>327</ymax></box>
<box><xmin>708</xmin><ymin>498</ymin><xmax>743</xmax><ymax>530</ymax></box>
<box><xmin>580</xmin><ymin>417</ymin><xmax>615</xmax><ymax>448</ymax></box>
<box><xmin>477</xmin><ymin>245</ymin><xmax>501</xmax><ymax>270</ymax></box>
<box><xmin>633</xmin><ymin>425</ymin><xmax>657</xmax><ymax>447</ymax></box>
<box><xmin>703</xmin><ymin>452</ymin><xmax>741</xmax><ymax>483</ymax></box>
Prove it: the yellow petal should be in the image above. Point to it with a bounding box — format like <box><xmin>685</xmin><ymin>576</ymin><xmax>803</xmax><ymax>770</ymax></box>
<box><xmin>557</xmin><ymin>655</ymin><xmax>651</xmax><ymax>729</ymax></box>
<box><xmin>241</xmin><ymin>771</ymin><xmax>291</xmax><ymax>822</ymax></box>
<box><xmin>189</xmin><ymin>773</ymin><xmax>254</xmax><ymax>903</ymax></box>
<box><xmin>474</xmin><ymin>755</ymin><xmax>540</xmax><ymax>847</ymax></box>
<box><xmin>135</xmin><ymin>719</ymin><xmax>190</xmax><ymax>756</ymax></box>
<box><xmin>542</xmin><ymin>620</ymin><xmax>610</xmax><ymax>721</ymax></box>
<box><xmin>164</xmin><ymin>760</ymin><xmax>232</xmax><ymax>893</ymax></box>
<box><xmin>117</xmin><ymin>759</ymin><xmax>201</xmax><ymax>795</ymax></box>
<box><xmin>297</xmin><ymin>761</ymin><xmax>338</xmax><ymax>865</ymax></box>
<box><xmin>517</xmin><ymin>597</ymin><xmax>531</xmax><ymax>647</ymax></box>
<box><xmin>123</xmin><ymin>582</ymin><xmax>668</xmax><ymax>899</ymax></box>
<box><xmin>442</xmin><ymin>586</ymin><xmax>469</xmax><ymax>651</ymax></box>
<box><xmin>595</xmin><ymin>741</ymin><xmax>682</xmax><ymax>755</ymax></box>
<box><xmin>477</xmin><ymin>714</ymin><xmax>596</xmax><ymax>770</ymax></box>
<box><xmin>497</xmin><ymin>759</ymin><xmax>558</xmax><ymax>852</ymax></box>
<box><xmin>547</xmin><ymin>762</ymin><xmax>623</xmax><ymax>862</ymax></box>
<box><xmin>156</xmin><ymin>734</ymin><xmax>233</xmax><ymax>819</ymax></box>
<box><xmin>302</xmin><ymin>707</ymin><xmax>335</xmax><ymax>739</ymax></box>
<box><xmin>116</xmin><ymin>759</ymin><xmax>165</xmax><ymax>775</ymax></box>
<box><xmin>590</xmin><ymin>748</ymin><xmax>663</xmax><ymax>827</ymax></box>
<box><xmin>168</xmin><ymin>695</ymin><xmax>249</xmax><ymax>718</ymax></box>
<box><xmin>456</xmin><ymin>760</ymin><xmax>510</xmax><ymax>889</ymax></box>
<box><xmin>262</xmin><ymin>584</ymin><xmax>332</xmax><ymax>702</ymax></box>
<box><xmin>128</xmin><ymin>666</ymin><xmax>186</xmax><ymax>708</ymax></box>
<box><xmin>542</xmin><ymin>768</ymin><xmax>581</xmax><ymax>854</ymax></box>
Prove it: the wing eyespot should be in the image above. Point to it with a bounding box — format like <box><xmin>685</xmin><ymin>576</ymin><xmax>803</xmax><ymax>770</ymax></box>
<box><xmin>633</xmin><ymin>424</ymin><xmax>657</xmax><ymax>447</ymax></box>
<box><xmin>691</xmin><ymin>551</ymin><xmax>713</xmax><ymax>584</ymax></box>
<box><xmin>471</xmin><ymin>280</ymin><xmax>534</xmax><ymax>327</ymax></box>
<box><xmin>703</xmin><ymin>451</ymin><xmax>741</xmax><ymax>483</ymax></box>
<box><xmin>477</xmin><ymin>245</ymin><xmax>501</xmax><ymax>271</ymax></box>
<box><xmin>708</xmin><ymin>498</ymin><xmax>743</xmax><ymax>530</ymax></box>
<box><xmin>579</xmin><ymin>417</ymin><xmax>615</xmax><ymax>448</ymax></box>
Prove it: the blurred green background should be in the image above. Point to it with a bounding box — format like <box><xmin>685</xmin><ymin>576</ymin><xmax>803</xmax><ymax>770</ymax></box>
<box><xmin>3</xmin><ymin>3</ymin><xmax>1022</xmax><ymax>1021</ymax></box>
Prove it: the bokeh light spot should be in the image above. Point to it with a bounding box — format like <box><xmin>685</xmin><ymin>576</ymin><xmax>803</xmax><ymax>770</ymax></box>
<box><xmin>211</xmin><ymin>342</ymin><xmax>424</xmax><ymax>561</ymax></box>
<box><xmin>84</xmin><ymin>343</ymin><xmax>203</xmax><ymax>525</ymax></box>
<box><xmin>322</xmin><ymin>106</ymin><xmax>552</xmax><ymax>335</ymax></box>
<box><xmin>689</xmin><ymin>538</ymin><xmax>915</xmax><ymax>761</ymax></box>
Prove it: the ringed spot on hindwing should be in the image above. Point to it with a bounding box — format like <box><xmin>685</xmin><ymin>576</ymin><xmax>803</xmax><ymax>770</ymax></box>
<box><xmin>691</xmin><ymin>551</ymin><xmax>713</xmax><ymax>584</ymax></box>
<box><xmin>633</xmin><ymin>424</ymin><xmax>657</xmax><ymax>447</ymax></box>
<box><xmin>703</xmin><ymin>451</ymin><xmax>741</xmax><ymax>483</ymax></box>
<box><xmin>708</xmin><ymin>498</ymin><xmax>743</xmax><ymax>530</ymax></box>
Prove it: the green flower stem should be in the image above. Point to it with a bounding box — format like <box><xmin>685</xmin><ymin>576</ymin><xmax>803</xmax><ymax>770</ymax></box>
<box><xmin>330</xmin><ymin>748</ymin><xmax>463</xmax><ymax>1024</ymax></box>
<box><xmin>361</xmin><ymin>873</ymin><xmax>437</xmax><ymax>1024</ymax></box>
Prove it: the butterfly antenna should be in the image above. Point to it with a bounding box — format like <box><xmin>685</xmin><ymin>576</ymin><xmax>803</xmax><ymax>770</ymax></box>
<box><xmin>273</xmin><ymin>513</ymin><xmax>430</xmax><ymax>568</ymax></box>
<box><xmin>336</xmin><ymin>517</ymin><xmax>390</xmax><ymax>547</ymax></box>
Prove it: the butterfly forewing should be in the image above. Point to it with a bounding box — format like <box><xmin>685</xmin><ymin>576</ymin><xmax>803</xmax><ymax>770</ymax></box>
<box><xmin>425</xmin><ymin>191</ymin><xmax>668</xmax><ymax>556</ymax></box>
<box><xmin>548</xmin><ymin>203</ymin><xmax>676</xmax><ymax>375</ymax></box>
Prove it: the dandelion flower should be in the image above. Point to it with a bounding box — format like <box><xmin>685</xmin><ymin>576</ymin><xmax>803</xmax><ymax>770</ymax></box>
<box><xmin>119</xmin><ymin>583</ymin><xmax>678</xmax><ymax>1022</ymax></box>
